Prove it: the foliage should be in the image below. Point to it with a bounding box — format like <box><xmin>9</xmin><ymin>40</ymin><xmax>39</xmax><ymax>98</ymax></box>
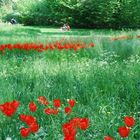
<box><xmin>0</xmin><ymin>25</ymin><xmax>140</xmax><ymax>139</ymax></box>
<box><xmin>0</xmin><ymin>0</ymin><xmax>140</xmax><ymax>28</ymax></box>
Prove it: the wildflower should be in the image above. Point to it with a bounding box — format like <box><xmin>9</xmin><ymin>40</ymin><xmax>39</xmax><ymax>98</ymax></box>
<box><xmin>70</xmin><ymin>118</ymin><xmax>81</xmax><ymax>127</ymax></box>
<box><xmin>38</xmin><ymin>96</ymin><xmax>49</xmax><ymax>106</ymax></box>
<box><xmin>124</xmin><ymin>116</ymin><xmax>135</xmax><ymax>127</ymax></box>
<box><xmin>19</xmin><ymin>114</ymin><xmax>39</xmax><ymax>137</ymax></box>
<box><xmin>29</xmin><ymin>102</ymin><xmax>37</xmax><ymax>112</ymax></box>
<box><xmin>90</xmin><ymin>42</ymin><xmax>94</xmax><ymax>47</ymax></box>
<box><xmin>53</xmin><ymin>99</ymin><xmax>61</xmax><ymax>108</ymax></box>
<box><xmin>118</xmin><ymin>126</ymin><xmax>130</xmax><ymax>138</ymax></box>
<box><xmin>104</xmin><ymin>136</ymin><xmax>114</xmax><ymax>140</ymax></box>
<box><xmin>0</xmin><ymin>100</ymin><xmax>20</xmax><ymax>117</ymax></box>
<box><xmin>68</xmin><ymin>99</ymin><xmax>75</xmax><ymax>108</ymax></box>
<box><xmin>70</xmin><ymin>117</ymin><xmax>90</xmax><ymax>130</ymax></box>
<box><xmin>20</xmin><ymin>127</ymin><xmax>31</xmax><ymax>137</ymax></box>
<box><xmin>44</xmin><ymin>108</ymin><xmax>59</xmax><ymax>115</ymax></box>
<box><xmin>12</xmin><ymin>100</ymin><xmax>20</xmax><ymax>108</ymax></box>
<box><xmin>63</xmin><ymin>122</ymin><xmax>77</xmax><ymax>137</ymax></box>
<box><xmin>29</xmin><ymin>123</ymin><xmax>39</xmax><ymax>133</ymax></box>
<box><xmin>64</xmin><ymin>107</ymin><xmax>72</xmax><ymax>114</ymax></box>
<box><xmin>6</xmin><ymin>44</ymin><xmax>13</xmax><ymax>50</ymax></box>
<box><xmin>19</xmin><ymin>114</ymin><xmax>37</xmax><ymax>126</ymax></box>
<box><xmin>78</xmin><ymin>118</ymin><xmax>90</xmax><ymax>130</ymax></box>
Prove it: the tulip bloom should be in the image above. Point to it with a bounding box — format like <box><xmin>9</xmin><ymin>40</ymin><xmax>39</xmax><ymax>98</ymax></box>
<box><xmin>53</xmin><ymin>99</ymin><xmax>61</xmax><ymax>108</ymax></box>
<box><xmin>0</xmin><ymin>100</ymin><xmax>20</xmax><ymax>117</ymax></box>
<box><xmin>29</xmin><ymin>102</ymin><xmax>37</xmax><ymax>112</ymax></box>
<box><xmin>64</xmin><ymin>107</ymin><xmax>72</xmax><ymax>114</ymax></box>
<box><xmin>20</xmin><ymin>128</ymin><xmax>31</xmax><ymax>138</ymax></box>
<box><xmin>104</xmin><ymin>136</ymin><xmax>114</xmax><ymax>140</ymax></box>
<box><xmin>118</xmin><ymin>126</ymin><xmax>130</xmax><ymax>138</ymax></box>
<box><xmin>124</xmin><ymin>116</ymin><xmax>135</xmax><ymax>127</ymax></box>
<box><xmin>44</xmin><ymin>108</ymin><xmax>59</xmax><ymax>115</ymax></box>
<box><xmin>38</xmin><ymin>96</ymin><xmax>49</xmax><ymax>106</ymax></box>
<box><xmin>68</xmin><ymin>99</ymin><xmax>75</xmax><ymax>108</ymax></box>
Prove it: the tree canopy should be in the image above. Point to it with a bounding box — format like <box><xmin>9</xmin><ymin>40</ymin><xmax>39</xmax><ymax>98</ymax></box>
<box><xmin>0</xmin><ymin>0</ymin><xmax>140</xmax><ymax>28</ymax></box>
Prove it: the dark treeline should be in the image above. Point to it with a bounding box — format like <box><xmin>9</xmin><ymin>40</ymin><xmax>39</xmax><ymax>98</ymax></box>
<box><xmin>0</xmin><ymin>0</ymin><xmax>140</xmax><ymax>29</ymax></box>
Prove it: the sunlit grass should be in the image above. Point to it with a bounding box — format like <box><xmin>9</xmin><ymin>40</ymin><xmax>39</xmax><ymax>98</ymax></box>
<box><xmin>0</xmin><ymin>24</ymin><xmax>140</xmax><ymax>139</ymax></box>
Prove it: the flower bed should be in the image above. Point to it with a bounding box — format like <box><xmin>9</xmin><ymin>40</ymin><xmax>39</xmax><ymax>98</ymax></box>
<box><xmin>0</xmin><ymin>41</ymin><xmax>95</xmax><ymax>53</ymax></box>
<box><xmin>0</xmin><ymin>97</ymin><xmax>135</xmax><ymax>139</ymax></box>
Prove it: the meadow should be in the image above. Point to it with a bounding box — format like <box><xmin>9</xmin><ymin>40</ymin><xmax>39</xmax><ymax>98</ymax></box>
<box><xmin>0</xmin><ymin>24</ymin><xmax>140</xmax><ymax>140</ymax></box>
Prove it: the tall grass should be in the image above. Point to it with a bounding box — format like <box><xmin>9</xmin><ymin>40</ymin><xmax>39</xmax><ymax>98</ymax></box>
<box><xmin>0</xmin><ymin>24</ymin><xmax>140</xmax><ymax>139</ymax></box>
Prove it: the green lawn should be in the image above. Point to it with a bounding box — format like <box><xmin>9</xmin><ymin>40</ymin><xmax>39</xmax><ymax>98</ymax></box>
<box><xmin>0</xmin><ymin>24</ymin><xmax>140</xmax><ymax>140</ymax></box>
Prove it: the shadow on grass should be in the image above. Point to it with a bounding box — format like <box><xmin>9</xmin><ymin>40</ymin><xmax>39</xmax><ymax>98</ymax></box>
<box><xmin>0</xmin><ymin>26</ymin><xmax>91</xmax><ymax>38</ymax></box>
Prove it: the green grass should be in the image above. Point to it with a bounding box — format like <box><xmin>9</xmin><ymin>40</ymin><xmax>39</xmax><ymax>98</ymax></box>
<box><xmin>0</xmin><ymin>24</ymin><xmax>140</xmax><ymax>140</ymax></box>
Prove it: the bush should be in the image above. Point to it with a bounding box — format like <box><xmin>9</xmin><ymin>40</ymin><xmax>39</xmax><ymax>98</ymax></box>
<box><xmin>0</xmin><ymin>0</ymin><xmax>140</xmax><ymax>29</ymax></box>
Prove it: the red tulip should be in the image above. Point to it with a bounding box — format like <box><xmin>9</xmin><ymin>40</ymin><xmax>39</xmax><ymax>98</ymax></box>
<box><xmin>19</xmin><ymin>114</ymin><xmax>37</xmax><ymax>126</ymax></box>
<box><xmin>124</xmin><ymin>116</ymin><xmax>135</xmax><ymax>127</ymax></box>
<box><xmin>53</xmin><ymin>99</ymin><xmax>61</xmax><ymax>108</ymax></box>
<box><xmin>29</xmin><ymin>123</ymin><xmax>39</xmax><ymax>133</ymax></box>
<box><xmin>0</xmin><ymin>100</ymin><xmax>20</xmax><ymax>117</ymax></box>
<box><xmin>70</xmin><ymin>118</ymin><xmax>82</xmax><ymax>127</ymax></box>
<box><xmin>118</xmin><ymin>126</ymin><xmax>130</xmax><ymax>138</ymax></box>
<box><xmin>90</xmin><ymin>42</ymin><xmax>94</xmax><ymax>47</ymax></box>
<box><xmin>68</xmin><ymin>99</ymin><xmax>75</xmax><ymax>108</ymax></box>
<box><xmin>0</xmin><ymin>41</ymin><xmax>93</xmax><ymax>53</ymax></box>
<box><xmin>104</xmin><ymin>136</ymin><xmax>114</xmax><ymax>140</ymax></box>
<box><xmin>78</xmin><ymin>118</ymin><xmax>90</xmax><ymax>130</ymax></box>
<box><xmin>38</xmin><ymin>96</ymin><xmax>49</xmax><ymax>106</ymax></box>
<box><xmin>63</xmin><ymin>122</ymin><xmax>77</xmax><ymax>137</ymax></box>
<box><xmin>20</xmin><ymin>127</ymin><xmax>31</xmax><ymax>137</ymax></box>
<box><xmin>12</xmin><ymin>100</ymin><xmax>20</xmax><ymax>108</ymax></box>
<box><xmin>44</xmin><ymin>108</ymin><xmax>59</xmax><ymax>115</ymax></box>
<box><xmin>65</xmin><ymin>107</ymin><xmax>72</xmax><ymax>114</ymax></box>
<box><xmin>29</xmin><ymin>102</ymin><xmax>37</xmax><ymax>112</ymax></box>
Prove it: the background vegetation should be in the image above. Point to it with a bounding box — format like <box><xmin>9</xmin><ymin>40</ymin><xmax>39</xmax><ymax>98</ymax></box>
<box><xmin>0</xmin><ymin>0</ymin><xmax>140</xmax><ymax>139</ymax></box>
<box><xmin>0</xmin><ymin>0</ymin><xmax>140</xmax><ymax>28</ymax></box>
<box><xmin>0</xmin><ymin>24</ymin><xmax>140</xmax><ymax>139</ymax></box>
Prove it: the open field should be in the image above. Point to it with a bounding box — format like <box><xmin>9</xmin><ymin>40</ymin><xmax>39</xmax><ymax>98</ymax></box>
<box><xmin>0</xmin><ymin>24</ymin><xmax>140</xmax><ymax>140</ymax></box>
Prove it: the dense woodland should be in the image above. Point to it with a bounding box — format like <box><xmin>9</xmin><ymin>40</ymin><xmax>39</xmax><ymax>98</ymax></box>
<box><xmin>0</xmin><ymin>0</ymin><xmax>140</xmax><ymax>28</ymax></box>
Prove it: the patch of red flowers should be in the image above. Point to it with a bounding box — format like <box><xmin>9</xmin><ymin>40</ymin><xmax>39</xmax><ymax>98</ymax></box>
<box><xmin>0</xmin><ymin>97</ymin><xmax>136</xmax><ymax>139</ymax></box>
<box><xmin>0</xmin><ymin>100</ymin><xmax>20</xmax><ymax>117</ymax></box>
<box><xmin>0</xmin><ymin>40</ymin><xmax>95</xmax><ymax>53</ymax></box>
<box><xmin>104</xmin><ymin>116</ymin><xmax>135</xmax><ymax>139</ymax></box>
<box><xmin>118</xmin><ymin>116</ymin><xmax>135</xmax><ymax>138</ymax></box>
<box><xmin>63</xmin><ymin>117</ymin><xmax>89</xmax><ymax>139</ymax></box>
<box><xmin>19</xmin><ymin>114</ymin><xmax>37</xmax><ymax>126</ymax></box>
<box><xmin>19</xmin><ymin>114</ymin><xmax>39</xmax><ymax>137</ymax></box>
<box><xmin>64</xmin><ymin>99</ymin><xmax>76</xmax><ymax>115</ymax></box>
<box><xmin>20</xmin><ymin>127</ymin><xmax>31</xmax><ymax>138</ymax></box>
